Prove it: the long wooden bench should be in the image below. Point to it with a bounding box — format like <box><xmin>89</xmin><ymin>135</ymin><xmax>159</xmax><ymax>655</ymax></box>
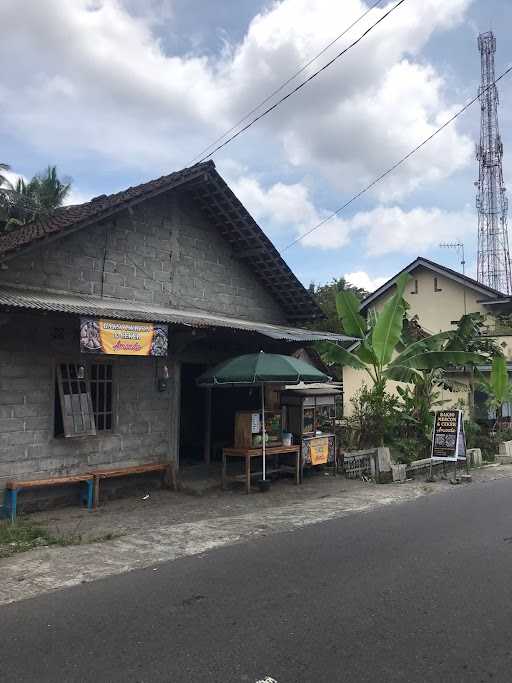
<box><xmin>3</xmin><ymin>474</ymin><xmax>94</xmax><ymax>522</ymax></box>
<box><xmin>89</xmin><ymin>463</ymin><xmax>174</xmax><ymax>508</ymax></box>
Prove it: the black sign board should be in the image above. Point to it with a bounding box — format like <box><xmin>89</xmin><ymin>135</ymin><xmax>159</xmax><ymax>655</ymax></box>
<box><xmin>431</xmin><ymin>410</ymin><xmax>465</xmax><ymax>461</ymax></box>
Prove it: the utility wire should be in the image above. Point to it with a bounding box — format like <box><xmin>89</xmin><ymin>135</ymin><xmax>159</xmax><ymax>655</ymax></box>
<box><xmin>189</xmin><ymin>0</ymin><xmax>386</xmax><ymax>165</ymax></box>
<box><xmin>282</xmin><ymin>63</ymin><xmax>512</xmax><ymax>252</ymax></box>
<box><xmin>195</xmin><ymin>0</ymin><xmax>407</xmax><ymax>164</ymax></box>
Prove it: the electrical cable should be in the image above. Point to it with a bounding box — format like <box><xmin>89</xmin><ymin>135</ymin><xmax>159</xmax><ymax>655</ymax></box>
<box><xmin>189</xmin><ymin>0</ymin><xmax>386</xmax><ymax>164</ymax></box>
<box><xmin>282</xmin><ymin>63</ymin><xmax>512</xmax><ymax>252</ymax></box>
<box><xmin>195</xmin><ymin>0</ymin><xmax>407</xmax><ymax>164</ymax></box>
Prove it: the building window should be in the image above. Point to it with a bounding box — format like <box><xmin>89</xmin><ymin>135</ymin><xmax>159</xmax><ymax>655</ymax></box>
<box><xmin>434</xmin><ymin>277</ymin><xmax>442</xmax><ymax>292</ymax></box>
<box><xmin>55</xmin><ymin>363</ymin><xmax>96</xmax><ymax>438</ymax></box>
<box><xmin>54</xmin><ymin>362</ymin><xmax>114</xmax><ymax>437</ymax></box>
<box><xmin>410</xmin><ymin>279</ymin><xmax>419</xmax><ymax>294</ymax></box>
<box><xmin>89</xmin><ymin>363</ymin><xmax>114</xmax><ymax>432</ymax></box>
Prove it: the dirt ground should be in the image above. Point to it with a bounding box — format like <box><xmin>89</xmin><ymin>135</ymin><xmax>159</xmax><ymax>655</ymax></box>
<box><xmin>1</xmin><ymin>464</ymin><xmax>511</xmax><ymax>606</ymax></box>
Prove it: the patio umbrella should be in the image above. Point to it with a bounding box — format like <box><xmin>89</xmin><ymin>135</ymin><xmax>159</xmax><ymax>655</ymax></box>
<box><xmin>197</xmin><ymin>352</ymin><xmax>330</xmax><ymax>481</ymax></box>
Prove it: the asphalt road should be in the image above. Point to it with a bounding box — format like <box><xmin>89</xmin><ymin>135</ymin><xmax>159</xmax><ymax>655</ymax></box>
<box><xmin>2</xmin><ymin>477</ymin><xmax>512</xmax><ymax>683</ymax></box>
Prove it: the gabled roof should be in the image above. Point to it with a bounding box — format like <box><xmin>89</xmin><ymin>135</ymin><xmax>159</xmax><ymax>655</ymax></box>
<box><xmin>0</xmin><ymin>161</ymin><xmax>321</xmax><ymax>322</ymax></box>
<box><xmin>360</xmin><ymin>256</ymin><xmax>508</xmax><ymax>311</ymax></box>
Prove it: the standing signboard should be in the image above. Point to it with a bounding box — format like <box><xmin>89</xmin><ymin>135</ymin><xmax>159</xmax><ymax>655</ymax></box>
<box><xmin>431</xmin><ymin>410</ymin><xmax>465</xmax><ymax>461</ymax></box>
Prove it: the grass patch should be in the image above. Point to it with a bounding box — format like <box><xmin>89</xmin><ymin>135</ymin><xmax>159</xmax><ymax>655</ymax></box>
<box><xmin>0</xmin><ymin>522</ymin><xmax>124</xmax><ymax>559</ymax></box>
<box><xmin>0</xmin><ymin>521</ymin><xmax>79</xmax><ymax>559</ymax></box>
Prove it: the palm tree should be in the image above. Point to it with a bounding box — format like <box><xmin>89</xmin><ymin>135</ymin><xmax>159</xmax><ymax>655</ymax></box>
<box><xmin>0</xmin><ymin>163</ymin><xmax>12</xmax><ymax>189</ymax></box>
<box><xmin>0</xmin><ymin>165</ymin><xmax>71</xmax><ymax>231</ymax></box>
<box><xmin>30</xmin><ymin>166</ymin><xmax>71</xmax><ymax>212</ymax></box>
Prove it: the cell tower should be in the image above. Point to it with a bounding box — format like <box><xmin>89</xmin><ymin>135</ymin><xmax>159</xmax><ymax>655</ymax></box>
<box><xmin>476</xmin><ymin>32</ymin><xmax>512</xmax><ymax>294</ymax></box>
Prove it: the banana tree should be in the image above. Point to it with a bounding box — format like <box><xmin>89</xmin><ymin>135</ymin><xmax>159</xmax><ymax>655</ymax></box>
<box><xmin>477</xmin><ymin>355</ymin><xmax>512</xmax><ymax>430</ymax></box>
<box><xmin>321</xmin><ymin>272</ymin><xmax>490</xmax><ymax>388</ymax></box>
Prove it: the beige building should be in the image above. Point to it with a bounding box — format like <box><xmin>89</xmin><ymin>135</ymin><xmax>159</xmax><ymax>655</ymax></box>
<box><xmin>342</xmin><ymin>257</ymin><xmax>512</xmax><ymax>416</ymax></box>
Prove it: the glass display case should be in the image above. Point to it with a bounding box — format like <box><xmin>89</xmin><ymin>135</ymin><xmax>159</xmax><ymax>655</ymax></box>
<box><xmin>281</xmin><ymin>387</ymin><xmax>341</xmax><ymax>476</ymax></box>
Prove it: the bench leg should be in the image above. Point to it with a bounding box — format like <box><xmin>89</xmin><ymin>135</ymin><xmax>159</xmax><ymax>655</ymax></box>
<box><xmin>9</xmin><ymin>490</ymin><xmax>17</xmax><ymax>523</ymax></box>
<box><xmin>93</xmin><ymin>477</ymin><xmax>100</xmax><ymax>510</ymax></box>
<box><xmin>86</xmin><ymin>480</ymin><xmax>94</xmax><ymax>511</ymax></box>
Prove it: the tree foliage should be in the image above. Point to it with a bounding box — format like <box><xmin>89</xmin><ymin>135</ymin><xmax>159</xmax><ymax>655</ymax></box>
<box><xmin>308</xmin><ymin>277</ymin><xmax>368</xmax><ymax>333</ymax></box>
<box><xmin>0</xmin><ymin>165</ymin><xmax>71</xmax><ymax>232</ymax></box>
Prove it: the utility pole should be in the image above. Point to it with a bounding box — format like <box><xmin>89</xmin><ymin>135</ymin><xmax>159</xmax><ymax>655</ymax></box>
<box><xmin>476</xmin><ymin>31</ymin><xmax>512</xmax><ymax>294</ymax></box>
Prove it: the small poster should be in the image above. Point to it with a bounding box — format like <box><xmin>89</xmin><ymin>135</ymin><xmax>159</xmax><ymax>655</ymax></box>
<box><xmin>310</xmin><ymin>437</ymin><xmax>329</xmax><ymax>465</ymax></box>
<box><xmin>431</xmin><ymin>410</ymin><xmax>465</xmax><ymax>461</ymax></box>
<box><xmin>80</xmin><ymin>318</ymin><xmax>168</xmax><ymax>356</ymax></box>
<box><xmin>251</xmin><ymin>413</ymin><xmax>261</xmax><ymax>434</ymax></box>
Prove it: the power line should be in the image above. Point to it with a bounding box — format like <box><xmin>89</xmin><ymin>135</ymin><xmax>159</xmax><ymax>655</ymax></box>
<box><xmin>282</xmin><ymin>63</ymin><xmax>512</xmax><ymax>252</ymax></box>
<box><xmin>195</xmin><ymin>0</ymin><xmax>407</xmax><ymax>164</ymax></box>
<box><xmin>189</xmin><ymin>0</ymin><xmax>386</xmax><ymax>165</ymax></box>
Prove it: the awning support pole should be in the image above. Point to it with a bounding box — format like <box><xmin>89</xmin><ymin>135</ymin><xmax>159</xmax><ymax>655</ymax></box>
<box><xmin>261</xmin><ymin>383</ymin><xmax>266</xmax><ymax>481</ymax></box>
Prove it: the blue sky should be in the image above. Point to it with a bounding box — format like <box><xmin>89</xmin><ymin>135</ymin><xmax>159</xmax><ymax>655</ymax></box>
<box><xmin>1</xmin><ymin>0</ymin><xmax>512</xmax><ymax>292</ymax></box>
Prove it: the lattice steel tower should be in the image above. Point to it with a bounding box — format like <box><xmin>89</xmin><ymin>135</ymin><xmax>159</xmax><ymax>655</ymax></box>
<box><xmin>476</xmin><ymin>32</ymin><xmax>512</xmax><ymax>294</ymax></box>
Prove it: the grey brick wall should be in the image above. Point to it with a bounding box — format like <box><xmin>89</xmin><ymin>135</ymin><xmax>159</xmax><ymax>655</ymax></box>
<box><xmin>0</xmin><ymin>314</ymin><xmax>177</xmax><ymax>491</ymax></box>
<box><xmin>0</xmin><ymin>189</ymin><xmax>288</xmax><ymax>500</ymax></box>
<box><xmin>0</xmin><ymin>192</ymin><xmax>286</xmax><ymax>323</ymax></box>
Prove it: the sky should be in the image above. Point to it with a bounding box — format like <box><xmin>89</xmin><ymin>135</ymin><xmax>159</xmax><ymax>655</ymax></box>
<box><xmin>1</xmin><ymin>0</ymin><xmax>512</xmax><ymax>292</ymax></box>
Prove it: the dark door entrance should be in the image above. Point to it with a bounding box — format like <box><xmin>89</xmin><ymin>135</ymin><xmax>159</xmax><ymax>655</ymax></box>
<box><xmin>179</xmin><ymin>363</ymin><xmax>207</xmax><ymax>464</ymax></box>
<box><xmin>179</xmin><ymin>362</ymin><xmax>261</xmax><ymax>465</ymax></box>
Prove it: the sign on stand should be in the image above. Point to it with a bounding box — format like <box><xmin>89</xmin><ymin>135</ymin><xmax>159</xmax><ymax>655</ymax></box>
<box><xmin>431</xmin><ymin>410</ymin><xmax>467</xmax><ymax>482</ymax></box>
<box><xmin>431</xmin><ymin>410</ymin><xmax>465</xmax><ymax>461</ymax></box>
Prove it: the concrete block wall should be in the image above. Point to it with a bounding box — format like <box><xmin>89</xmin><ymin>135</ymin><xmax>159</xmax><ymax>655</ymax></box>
<box><xmin>0</xmin><ymin>192</ymin><xmax>286</xmax><ymax>324</ymax></box>
<box><xmin>0</xmin><ymin>314</ymin><xmax>177</xmax><ymax>491</ymax></box>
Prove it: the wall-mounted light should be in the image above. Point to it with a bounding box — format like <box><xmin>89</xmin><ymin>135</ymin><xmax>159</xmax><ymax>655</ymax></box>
<box><xmin>157</xmin><ymin>364</ymin><xmax>170</xmax><ymax>392</ymax></box>
<box><xmin>77</xmin><ymin>364</ymin><xmax>86</xmax><ymax>379</ymax></box>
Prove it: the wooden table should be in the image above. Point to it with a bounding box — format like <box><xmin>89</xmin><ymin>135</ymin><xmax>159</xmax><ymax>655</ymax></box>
<box><xmin>222</xmin><ymin>445</ymin><xmax>301</xmax><ymax>494</ymax></box>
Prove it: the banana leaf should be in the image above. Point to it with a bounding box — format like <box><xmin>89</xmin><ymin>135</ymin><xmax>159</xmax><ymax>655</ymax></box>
<box><xmin>489</xmin><ymin>355</ymin><xmax>510</xmax><ymax>404</ymax></box>
<box><xmin>335</xmin><ymin>290</ymin><xmax>367</xmax><ymax>338</ymax></box>
<box><xmin>371</xmin><ymin>272</ymin><xmax>410</xmax><ymax>368</ymax></box>
<box><xmin>318</xmin><ymin>341</ymin><xmax>367</xmax><ymax>371</ymax></box>
<box><xmin>395</xmin><ymin>350</ymin><xmax>488</xmax><ymax>370</ymax></box>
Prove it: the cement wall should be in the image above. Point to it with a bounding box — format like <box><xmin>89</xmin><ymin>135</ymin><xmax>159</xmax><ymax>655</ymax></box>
<box><xmin>0</xmin><ymin>191</ymin><xmax>286</xmax><ymax>324</ymax></box>
<box><xmin>0</xmin><ymin>313</ymin><xmax>177</xmax><ymax>491</ymax></box>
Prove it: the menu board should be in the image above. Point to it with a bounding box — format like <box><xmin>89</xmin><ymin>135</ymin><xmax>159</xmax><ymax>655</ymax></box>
<box><xmin>431</xmin><ymin>410</ymin><xmax>465</xmax><ymax>461</ymax></box>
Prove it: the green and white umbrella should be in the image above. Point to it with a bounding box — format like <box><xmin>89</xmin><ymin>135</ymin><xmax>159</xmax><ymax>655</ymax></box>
<box><xmin>197</xmin><ymin>352</ymin><xmax>330</xmax><ymax>481</ymax></box>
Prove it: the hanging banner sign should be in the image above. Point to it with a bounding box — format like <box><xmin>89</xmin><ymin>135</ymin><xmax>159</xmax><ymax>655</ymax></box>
<box><xmin>80</xmin><ymin>318</ymin><xmax>168</xmax><ymax>356</ymax></box>
<box><xmin>431</xmin><ymin>410</ymin><xmax>465</xmax><ymax>461</ymax></box>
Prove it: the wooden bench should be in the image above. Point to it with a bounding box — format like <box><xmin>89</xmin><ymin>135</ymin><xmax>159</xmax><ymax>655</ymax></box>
<box><xmin>89</xmin><ymin>463</ymin><xmax>174</xmax><ymax>508</ymax></box>
<box><xmin>3</xmin><ymin>474</ymin><xmax>94</xmax><ymax>522</ymax></box>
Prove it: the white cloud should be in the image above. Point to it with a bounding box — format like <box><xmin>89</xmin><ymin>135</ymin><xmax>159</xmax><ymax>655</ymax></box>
<box><xmin>350</xmin><ymin>205</ymin><xmax>474</xmax><ymax>256</ymax></box>
<box><xmin>345</xmin><ymin>271</ymin><xmax>388</xmax><ymax>292</ymax></box>
<box><xmin>0</xmin><ymin>0</ymin><xmax>474</xmax><ymax>200</ymax></box>
<box><xmin>295</xmin><ymin>202</ymin><xmax>474</xmax><ymax>256</ymax></box>
<box><xmin>229</xmin><ymin>173</ymin><xmax>475</xmax><ymax>259</ymax></box>
<box><xmin>230</xmin><ymin>174</ymin><xmax>351</xmax><ymax>249</ymax></box>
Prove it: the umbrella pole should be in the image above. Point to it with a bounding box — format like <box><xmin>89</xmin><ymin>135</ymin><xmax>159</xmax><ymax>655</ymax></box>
<box><xmin>261</xmin><ymin>383</ymin><xmax>266</xmax><ymax>481</ymax></box>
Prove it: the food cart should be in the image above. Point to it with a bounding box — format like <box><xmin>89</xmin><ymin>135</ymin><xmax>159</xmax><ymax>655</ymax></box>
<box><xmin>281</xmin><ymin>383</ymin><xmax>342</xmax><ymax>480</ymax></box>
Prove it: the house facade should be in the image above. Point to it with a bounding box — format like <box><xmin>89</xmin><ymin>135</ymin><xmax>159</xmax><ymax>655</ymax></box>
<box><xmin>342</xmin><ymin>257</ymin><xmax>512</xmax><ymax>416</ymax></box>
<box><xmin>0</xmin><ymin>161</ymin><xmax>348</xmax><ymax>498</ymax></box>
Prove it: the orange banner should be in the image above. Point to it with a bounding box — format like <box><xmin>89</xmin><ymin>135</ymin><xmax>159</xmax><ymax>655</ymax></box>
<box><xmin>80</xmin><ymin>318</ymin><xmax>168</xmax><ymax>356</ymax></box>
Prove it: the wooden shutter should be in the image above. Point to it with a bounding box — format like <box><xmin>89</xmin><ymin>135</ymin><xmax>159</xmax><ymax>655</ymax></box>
<box><xmin>56</xmin><ymin>363</ymin><xmax>96</xmax><ymax>437</ymax></box>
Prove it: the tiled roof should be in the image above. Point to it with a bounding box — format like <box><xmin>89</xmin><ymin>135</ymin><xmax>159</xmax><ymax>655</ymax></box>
<box><xmin>0</xmin><ymin>162</ymin><xmax>210</xmax><ymax>259</ymax></box>
<box><xmin>0</xmin><ymin>161</ymin><xmax>321</xmax><ymax>321</ymax></box>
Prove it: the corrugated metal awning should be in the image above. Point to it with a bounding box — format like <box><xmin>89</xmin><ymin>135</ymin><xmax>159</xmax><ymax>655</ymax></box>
<box><xmin>0</xmin><ymin>285</ymin><xmax>354</xmax><ymax>344</ymax></box>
